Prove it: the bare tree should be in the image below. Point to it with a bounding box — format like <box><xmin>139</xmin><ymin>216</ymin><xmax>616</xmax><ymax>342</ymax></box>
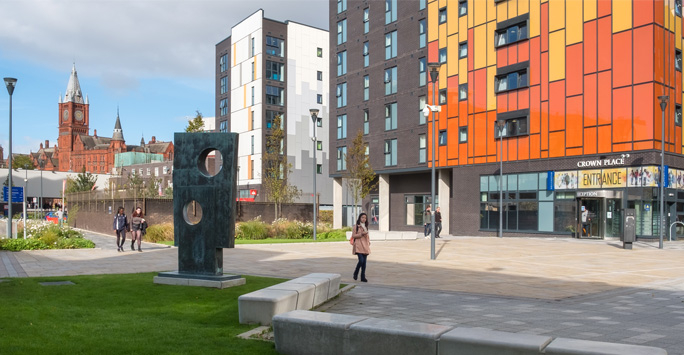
<box><xmin>344</xmin><ymin>130</ymin><xmax>377</xmax><ymax>218</ymax></box>
<box><xmin>262</xmin><ymin>114</ymin><xmax>301</xmax><ymax>219</ymax></box>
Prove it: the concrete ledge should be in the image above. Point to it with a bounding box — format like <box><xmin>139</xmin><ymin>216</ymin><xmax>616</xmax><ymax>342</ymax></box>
<box><xmin>347</xmin><ymin>317</ymin><xmax>453</xmax><ymax>355</ymax></box>
<box><xmin>439</xmin><ymin>327</ymin><xmax>552</xmax><ymax>355</ymax></box>
<box><xmin>301</xmin><ymin>273</ymin><xmax>342</xmax><ymax>299</ymax></box>
<box><xmin>153</xmin><ymin>276</ymin><xmax>245</xmax><ymax>289</ymax></box>
<box><xmin>544</xmin><ymin>337</ymin><xmax>668</xmax><ymax>355</ymax></box>
<box><xmin>273</xmin><ymin>310</ymin><xmax>368</xmax><ymax>355</ymax></box>
<box><xmin>267</xmin><ymin>282</ymin><xmax>316</xmax><ymax>310</ymax></box>
<box><xmin>282</xmin><ymin>277</ymin><xmax>331</xmax><ymax>307</ymax></box>
<box><xmin>401</xmin><ymin>232</ymin><xmax>420</xmax><ymax>240</ymax></box>
<box><xmin>238</xmin><ymin>289</ymin><xmax>298</xmax><ymax>325</ymax></box>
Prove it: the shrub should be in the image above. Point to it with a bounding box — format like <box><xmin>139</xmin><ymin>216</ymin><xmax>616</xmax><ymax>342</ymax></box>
<box><xmin>56</xmin><ymin>237</ymin><xmax>95</xmax><ymax>249</ymax></box>
<box><xmin>236</xmin><ymin>218</ymin><xmax>269</xmax><ymax>240</ymax></box>
<box><xmin>145</xmin><ymin>223</ymin><xmax>174</xmax><ymax>243</ymax></box>
<box><xmin>319</xmin><ymin>210</ymin><xmax>333</xmax><ymax>224</ymax></box>
<box><xmin>0</xmin><ymin>221</ymin><xmax>93</xmax><ymax>251</ymax></box>
<box><xmin>38</xmin><ymin>228</ymin><xmax>60</xmax><ymax>247</ymax></box>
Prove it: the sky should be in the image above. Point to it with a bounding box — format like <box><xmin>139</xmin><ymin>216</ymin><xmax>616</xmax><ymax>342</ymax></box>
<box><xmin>0</xmin><ymin>0</ymin><xmax>329</xmax><ymax>156</ymax></box>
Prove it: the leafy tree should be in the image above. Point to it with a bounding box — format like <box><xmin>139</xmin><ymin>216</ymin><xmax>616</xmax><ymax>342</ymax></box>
<box><xmin>344</xmin><ymin>130</ymin><xmax>377</xmax><ymax>218</ymax></box>
<box><xmin>262</xmin><ymin>114</ymin><xmax>301</xmax><ymax>219</ymax></box>
<box><xmin>66</xmin><ymin>167</ymin><xmax>97</xmax><ymax>193</ymax></box>
<box><xmin>12</xmin><ymin>155</ymin><xmax>34</xmax><ymax>170</ymax></box>
<box><xmin>126</xmin><ymin>171</ymin><xmax>144</xmax><ymax>200</ymax></box>
<box><xmin>144</xmin><ymin>172</ymin><xmax>162</xmax><ymax>198</ymax></box>
<box><xmin>185</xmin><ymin>110</ymin><xmax>206</xmax><ymax>132</ymax></box>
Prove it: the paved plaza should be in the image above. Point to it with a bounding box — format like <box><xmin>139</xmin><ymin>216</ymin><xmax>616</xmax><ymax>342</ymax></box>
<box><xmin>3</xmin><ymin>231</ymin><xmax>684</xmax><ymax>353</ymax></box>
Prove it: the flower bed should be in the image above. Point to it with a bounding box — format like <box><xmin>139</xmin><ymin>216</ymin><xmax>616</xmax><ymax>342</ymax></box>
<box><xmin>0</xmin><ymin>221</ymin><xmax>95</xmax><ymax>251</ymax></box>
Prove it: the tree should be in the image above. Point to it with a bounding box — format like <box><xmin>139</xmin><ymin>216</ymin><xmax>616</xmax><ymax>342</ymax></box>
<box><xmin>185</xmin><ymin>110</ymin><xmax>206</xmax><ymax>132</ymax></box>
<box><xmin>144</xmin><ymin>172</ymin><xmax>162</xmax><ymax>198</ymax></box>
<box><xmin>344</xmin><ymin>130</ymin><xmax>377</xmax><ymax>218</ymax></box>
<box><xmin>12</xmin><ymin>155</ymin><xmax>34</xmax><ymax>170</ymax></box>
<box><xmin>66</xmin><ymin>167</ymin><xmax>97</xmax><ymax>193</ymax></box>
<box><xmin>262</xmin><ymin>114</ymin><xmax>301</xmax><ymax>219</ymax></box>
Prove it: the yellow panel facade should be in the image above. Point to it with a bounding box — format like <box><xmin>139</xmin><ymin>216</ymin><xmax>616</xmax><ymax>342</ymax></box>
<box><xmin>448</xmin><ymin>0</ymin><xmax>459</xmax><ymax>35</ymax></box>
<box><xmin>459</xmin><ymin>58</ymin><xmax>468</xmax><ymax>84</ymax></box>
<box><xmin>439</xmin><ymin>67</ymin><xmax>447</xmax><ymax>89</ymax></box>
<box><xmin>487</xmin><ymin>0</ymin><xmax>497</xmax><ymax>22</ymax></box>
<box><xmin>612</xmin><ymin>0</ymin><xmax>632</xmax><ymax>33</ymax></box>
<box><xmin>566</xmin><ymin>0</ymin><xmax>583</xmax><ymax>45</ymax></box>
<box><xmin>248</xmin><ymin>110</ymin><xmax>252</xmax><ymax>130</ymax></box>
<box><xmin>447</xmin><ymin>34</ymin><xmax>460</xmax><ymax>77</ymax></box>
<box><xmin>530</xmin><ymin>0</ymin><xmax>540</xmax><ymax>38</ymax></box>
<box><xmin>429</xmin><ymin>1</ymin><xmax>439</xmax><ymax>42</ymax></box>
<box><xmin>677</xmin><ymin>17</ymin><xmax>682</xmax><ymax>51</ymax></box>
<box><xmin>475</xmin><ymin>0</ymin><xmax>487</xmax><ymax>26</ymax></box>
<box><xmin>439</xmin><ymin>23</ymin><xmax>448</xmax><ymax>48</ymax></box>
<box><xmin>459</xmin><ymin>13</ymin><xmax>468</xmax><ymax>35</ymax></box>
<box><xmin>497</xmin><ymin>1</ymin><xmax>508</xmax><ymax>22</ymax></box>
<box><xmin>487</xmin><ymin>21</ymin><xmax>496</xmax><ymax>67</ymax></box>
<box><xmin>439</xmin><ymin>0</ymin><xmax>447</xmax><ymax>8</ymax></box>
<box><xmin>584</xmin><ymin>0</ymin><xmax>597</xmax><ymax>21</ymax></box>
<box><xmin>549</xmin><ymin>0</ymin><xmax>565</xmax><ymax>32</ymax></box>
<box><xmin>518</xmin><ymin>0</ymin><xmax>529</xmax><ymax>16</ymax></box>
<box><xmin>549</xmin><ymin>30</ymin><xmax>566</xmax><ymax>82</ymax></box>
<box><xmin>487</xmin><ymin>66</ymin><xmax>497</xmax><ymax>111</ymax></box>
<box><xmin>468</xmin><ymin>0</ymin><xmax>474</xmax><ymax>28</ymax></box>
<box><xmin>474</xmin><ymin>24</ymin><xmax>487</xmax><ymax>70</ymax></box>
<box><xmin>508</xmin><ymin>0</ymin><xmax>519</xmax><ymax>18</ymax></box>
<box><xmin>670</xmin><ymin>0</ymin><xmax>676</xmax><ymax>32</ymax></box>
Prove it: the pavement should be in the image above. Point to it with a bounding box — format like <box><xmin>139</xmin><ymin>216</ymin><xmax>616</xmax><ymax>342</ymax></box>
<box><xmin>3</xmin><ymin>231</ymin><xmax>684</xmax><ymax>353</ymax></box>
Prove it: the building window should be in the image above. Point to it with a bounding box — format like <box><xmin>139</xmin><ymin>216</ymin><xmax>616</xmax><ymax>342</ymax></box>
<box><xmin>385</xmin><ymin>0</ymin><xmax>397</xmax><ymax>24</ymax></box>
<box><xmin>317</xmin><ymin>141</ymin><xmax>323</xmax><ymax>150</ymax></box>
<box><xmin>266</xmin><ymin>111</ymin><xmax>284</xmax><ymax>129</ymax></box>
<box><xmin>317</xmin><ymin>164</ymin><xmax>323</xmax><ymax>174</ymax></box>
<box><xmin>337</xmin><ymin>19</ymin><xmax>347</xmax><ymax>45</ymax></box>
<box><xmin>364</xmin><ymin>8</ymin><xmax>370</xmax><ymax>34</ymax></box>
<box><xmin>459</xmin><ymin>127</ymin><xmax>468</xmax><ymax>142</ymax></box>
<box><xmin>250</xmin><ymin>135</ymin><xmax>255</xmax><ymax>154</ymax></box>
<box><xmin>384</xmin><ymin>66</ymin><xmax>397</xmax><ymax>95</ymax></box>
<box><xmin>495</xmin><ymin>112</ymin><xmax>529</xmax><ymax>138</ymax></box>
<box><xmin>406</xmin><ymin>195</ymin><xmax>437</xmax><ymax>226</ymax></box>
<box><xmin>251</xmin><ymin>109</ymin><xmax>254</xmax><ymax>128</ymax></box>
<box><xmin>385</xmin><ymin>31</ymin><xmax>398</xmax><ymax>60</ymax></box>
<box><xmin>251</xmin><ymin>86</ymin><xmax>255</xmax><ymax>105</ymax></box>
<box><xmin>419</xmin><ymin>96</ymin><xmax>426</xmax><ymax>125</ymax></box>
<box><xmin>420</xmin><ymin>0</ymin><xmax>426</xmax><ymax>10</ymax></box>
<box><xmin>419</xmin><ymin>57</ymin><xmax>427</xmax><ymax>86</ymax></box>
<box><xmin>336</xmin><ymin>82</ymin><xmax>347</xmax><ymax>108</ymax></box>
<box><xmin>220</xmin><ymin>99</ymin><xmax>228</xmax><ymax>116</ymax></box>
<box><xmin>677</xmin><ymin>105</ymin><xmax>682</xmax><ymax>127</ymax></box>
<box><xmin>337</xmin><ymin>51</ymin><xmax>347</xmax><ymax>76</ymax></box>
<box><xmin>317</xmin><ymin>71</ymin><xmax>323</xmax><ymax>81</ymax></box>
<box><xmin>337</xmin><ymin>114</ymin><xmax>347</xmax><ymax>139</ymax></box>
<box><xmin>495</xmin><ymin>69</ymin><xmax>528</xmax><ymax>93</ymax></box>
<box><xmin>337</xmin><ymin>147</ymin><xmax>347</xmax><ymax>170</ymax></box>
<box><xmin>419</xmin><ymin>19</ymin><xmax>427</xmax><ymax>49</ymax></box>
<box><xmin>459</xmin><ymin>0</ymin><xmax>467</xmax><ymax>16</ymax></box>
<box><xmin>266</xmin><ymin>36</ymin><xmax>284</xmax><ymax>57</ymax></box>
<box><xmin>385</xmin><ymin>102</ymin><xmax>398</xmax><ymax>131</ymax></box>
<box><xmin>265</xmin><ymin>86</ymin><xmax>284</xmax><ymax>105</ymax></box>
<box><xmin>317</xmin><ymin>47</ymin><xmax>323</xmax><ymax>57</ymax></box>
<box><xmin>459</xmin><ymin>84</ymin><xmax>468</xmax><ymax>100</ymax></box>
<box><xmin>438</xmin><ymin>130</ymin><xmax>447</xmax><ymax>145</ymax></box>
<box><xmin>337</xmin><ymin>0</ymin><xmax>347</xmax><ymax>13</ymax></box>
<box><xmin>363</xmin><ymin>75</ymin><xmax>370</xmax><ymax>101</ymax></box>
<box><xmin>266</xmin><ymin>61</ymin><xmax>284</xmax><ymax>81</ymax></box>
<box><xmin>439</xmin><ymin>48</ymin><xmax>447</xmax><ymax>64</ymax></box>
<box><xmin>496</xmin><ymin>22</ymin><xmax>528</xmax><ymax>47</ymax></box>
<box><xmin>220</xmin><ymin>76</ymin><xmax>227</xmax><ymax>94</ymax></box>
<box><xmin>439</xmin><ymin>89</ymin><xmax>447</xmax><ymax>104</ymax></box>
<box><xmin>219</xmin><ymin>54</ymin><xmax>228</xmax><ymax>72</ymax></box>
<box><xmin>365</xmin><ymin>144</ymin><xmax>370</xmax><ymax>156</ymax></box>
<box><xmin>219</xmin><ymin>120</ymin><xmax>228</xmax><ymax>133</ymax></box>
<box><xmin>677</xmin><ymin>50</ymin><xmax>682</xmax><ymax>72</ymax></box>
<box><xmin>459</xmin><ymin>42</ymin><xmax>468</xmax><ymax>59</ymax></box>
<box><xmin>439</xmin><ymin>7</ymin><xmax>447</xmax><ymax>24</ymax></box>
<box><xmin>419</xmin><ymin>134</ymin><xmax>426</xmax><ymax>163</ymax></box>
<box><xmin>677</xmin><ymin>0</ymin><xmax>682</xmax><ymax>16</ymax></box>
<box><xmin>363</xmin><ymin>41</ymin><xmax>370</xmax><ymax>67</ymax></box>
<box><xmin>384</xmin><ymin>139</ymin><xmax>397</xmax><ymax>166</ymax></box>
<box><xmin>251</xmin><ymin>37</ymin><xmax>255</xmax><ymax>57</ymax></box>
<box><xmin>363</xmin><ymin>109</ymin><xmax>370</xmax><ymax>135</ymax></box>
<box><xmin>317</xmin><ymin>94</ymin><xmax>323</xmax><ymax>104</ymax></box>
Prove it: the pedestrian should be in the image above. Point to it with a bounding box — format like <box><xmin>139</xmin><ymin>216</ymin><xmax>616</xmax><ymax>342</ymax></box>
<box><xmin>56</xmin><ymin>208</ymin><xmax>64</xmax><ymax>226</ymax></box>
<box><xmin>351</xmin><ymin>212</ymin><xmax>371</xmax><ymax>282</ymax></box>
<box><xmin>130</xmin><ymin>206</ymin><xmax>145</xmax><ymax>252</ymax></box>
<box><xmin>434</xmin><ymin>206</ymin><xmax>442</xmax><ymax>238</ymax></box>
<box><xmin>113</xmin><ymin>207</ymin><xmax>128</xmax><ymax>252</ymax></box>
<box><xmin>423</xmin><ymin>205</ymin><xmax>432</xmax><ymax>239</ymax></box>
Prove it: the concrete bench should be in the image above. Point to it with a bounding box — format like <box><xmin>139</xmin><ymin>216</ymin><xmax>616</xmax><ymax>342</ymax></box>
<box><xmin>273</xmin><ymin>311</ymin><xmax>669</xmax><ymax>355</ymax></box>
<box><xmin>237</xmin><ymin>273</ymin><xmax>341</xmax><ymax>325</ymax></box>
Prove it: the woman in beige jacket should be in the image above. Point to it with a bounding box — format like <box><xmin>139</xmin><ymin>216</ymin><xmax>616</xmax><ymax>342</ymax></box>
<box><xmin>351</xmin><ymin>213</ymin><xmax>371</xmax><ymax>282</ymax></box>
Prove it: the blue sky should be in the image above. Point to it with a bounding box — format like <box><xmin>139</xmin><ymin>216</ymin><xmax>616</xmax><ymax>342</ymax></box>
<box><xmin>0</xmin><ymin>0</ymin><xmax>329</xmax><ymax>156</ymax></box>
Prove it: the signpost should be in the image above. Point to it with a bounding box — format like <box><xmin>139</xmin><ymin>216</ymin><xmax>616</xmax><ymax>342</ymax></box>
<box><xmin>2</xmin><ymin>186</ymin><xmax>24</xmax><ymax>203</ymax></box>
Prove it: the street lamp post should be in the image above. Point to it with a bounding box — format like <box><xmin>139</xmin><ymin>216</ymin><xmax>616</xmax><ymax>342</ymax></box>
<box><xmin>428</xmin><ymin>63</ymin><xmax>440</xmax><ymax>261</ymax></box>
<box><xmin>4</xmin><ymin>77</ymin><xmax>17</xmax><ymax>239</ymax></box>
<box><xmin>310</xmin><ymin>108</ymin><xmax>322</xmax><ymax>241</ymax></box>
<box><xmin>659</xmin><ymin>95</ymin><xmax>668</xmax><ymax>249</ymax></box>
<box><xmin>497</xmin><ymin>120</ymin><xmax>506</xmax><ymax>238</ymax></box>
<box><xmin>23</xmin><ymin>168</ymin><xmax>27</xmax><ymax>239</ymax></box>
<box><xmin>39</xmin><ymin>160</ymin><xmax>44</xmax><ymax>219</ymax></box>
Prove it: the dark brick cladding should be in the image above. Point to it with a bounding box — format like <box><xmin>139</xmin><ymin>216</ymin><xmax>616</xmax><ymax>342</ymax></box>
<box><xmin>215</xmin><ymin>37</ymin><xmax>231</xmax><ymax>132</ymax></box>
<box><xmin>329</xmin><ymin>0</ymin><xmax>428</xmax><ymax>176</ymax></box>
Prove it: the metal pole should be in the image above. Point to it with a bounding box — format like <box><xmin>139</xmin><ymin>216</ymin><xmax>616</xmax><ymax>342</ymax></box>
<box><xmin>660</xmin><ymin>97</ymin><xmax>668</xmax><ymax>249</ymax></box>
<box><xmin>24</xmin><ymin>169</ymin><xmax>27</xmax><ymax>239</ymax></box>
<box><xmin>7</xmin><ymin>88</ymin><xmax>13</xmax><ymax>238</ymax></box>
<box><xmin>499</xmin><ymin>124</ymin><xmax>503</xmax><ymax>238</ymax></box>
<box><xmin>430</xmin><ymin>79</ymin><xmax>436</xmax><ymax>261</ymax></box>
<box><xmin>313</xmin><ymin>118</ymin><xmax>317</xmax><ymax>241</ymax></box>
<box><xmin>40</xmin><ymin>168</ymin><xmax>43</xmax><ymax>219</ymax></box>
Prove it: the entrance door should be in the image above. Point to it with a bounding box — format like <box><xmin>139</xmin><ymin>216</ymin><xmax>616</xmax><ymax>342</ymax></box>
<box><xmin>605</xmin><ymin>198</ymin><xmax>622</xmax><ymax>238</ymax></box>
<box><xmin>578</xmin><ymin>198</ymin><xmax>603</xmax><ymax>239</ymax></box>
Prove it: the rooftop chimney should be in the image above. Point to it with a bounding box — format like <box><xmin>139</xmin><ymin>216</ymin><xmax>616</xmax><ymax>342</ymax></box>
<box><xmin>45</xmin><ymin>140</ymin><xmax>49</xmax><ymax>148</ymax></box>
<box><xmin>94</xmin><ymin>129</ymin><xmax>97</xmax><ymax>138</ymax></box>
<box><xmin>151</xmin><ymin>136</ymin><xmax>156</xmax><ymax>143</ymax></box>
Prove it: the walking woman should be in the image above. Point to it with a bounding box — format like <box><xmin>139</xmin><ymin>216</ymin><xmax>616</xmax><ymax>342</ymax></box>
<box><xmin>130</xmin><ymin>207</ymin><xmax>145</xmax><ymax>252</ymax></box>
<box><xmin>113</xmin><ymin>207</ymin><xmax>128</xmax><ymax>252</ymax></box>
<box><xmin>351</xmin><ymin>212</ymin><xmax>371</xmax><ymax>282</ymax></box>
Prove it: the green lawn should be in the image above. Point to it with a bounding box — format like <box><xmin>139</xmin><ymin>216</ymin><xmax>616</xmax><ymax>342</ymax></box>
<box><xmin>0</xmin><ymin>273</ymin><xmax>284</xmax><ymax>354</ymax></box>
<box><xmin>156</xmin><ymin>236</ymin><xmax>347</xmax><ymax>246</ymax></box>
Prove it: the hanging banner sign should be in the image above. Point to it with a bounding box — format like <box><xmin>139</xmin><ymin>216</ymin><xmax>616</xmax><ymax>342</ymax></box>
<box><xmin>554</xmin><ymin>171</ymin><xmax>578</xmax><ymax>190</ymax></box>
<box><xmin>578</xmin><ymin>168</ymin><xmax>626</xmax><ymax>189</ymax></box>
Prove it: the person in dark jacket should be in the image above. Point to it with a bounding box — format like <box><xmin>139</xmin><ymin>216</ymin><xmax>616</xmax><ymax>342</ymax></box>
<box><xmin>434</xmin><ymin>206</ymin><xmax>442</xmax><ymax>238</ymax></box>
<box><xmin>113</xmin><ymin>207</ymin><xmax>128</xmax><ymax>252</ymax></box>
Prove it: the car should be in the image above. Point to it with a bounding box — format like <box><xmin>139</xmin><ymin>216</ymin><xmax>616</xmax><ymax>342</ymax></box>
<box><xmin>45</xmin><ymin>212</ymin><xmax>67</xmax><ymax>224</ymax></box>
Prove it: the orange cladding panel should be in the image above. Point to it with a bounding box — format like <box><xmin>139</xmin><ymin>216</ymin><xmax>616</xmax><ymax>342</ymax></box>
<box><xmin>498</xmin><ymin>48</ymin><xmax>508</xmax><ymax>68</ymax></box>
<box><xmin>518</xmin><ymin>40</ymin><xmax>529</xmax><ymax>63</ymax></box>
<box><xmin>474</xmin><ymin>69</ymin><xmax>487</xmax><ymax>113</ymax></box>
<box><xmin>566</xmin><ymin>147</ymin><xmax>583</xmax><ymax>156</ymax></box>
<box><xmin>612</xmin><ymin>87</ymin><xmax>633</xmax><ymax>143</ymax></box>
<box><xmin>566</xmin><ymin>95</ymin><xmax>583</xmax><ymax>147</ymax></box>
<box><xmin>530</xmin><ymin>37</ymin><xmax>541</xmax><ymax>86</ymax></box>
<box><xmin>468</xmin><ymin>72</ymin><xmax>474</xmax><ymax>114</ymax></box>
<box><xmin>530</xmin><ymin>85</ymin><xmax>541</xmax><ymax>134</ymax></box>
<box><xmin>460</xmin><ymin>100</ymin><xmax>468</xmax><ymax>126</ymax></box>
<box><xmin>584</xmin><ymin>73</ymin><xmax>597</xmax><ymax>126</ymax></box>
<box><xmin>497</xmin><ymin>93</ymin><xmax>508</xmax><ymax>114</ymax></box>
<box><xmin>633</xmin><ymin>82</ymin><xmax>654</xmax><ymax>142</ymax></box>
<box><xmin>518</xmin><ymin>87</ymin><xmax>529</xmax><ymax>110</ymax></box>
<box><xmin>508</xmin><ymin>43</ymin><xmax>519</xmax><ymax>64</ymax></box>
<box><xmin>530</xmin><ymin>134</ymin><xmax>541</xmax><ymax>159</ymax></box>
<box><xmin>633</xmin><ymin>0</ymin><xmax>654</xmax><ymax>27</ymax></box>
<box><xmin>548</xmin><ymin>131</ymin><xmax>565</xmax><ymax>157</ymax></box>
<box><xmin>474</xmin><ymin>112</ymin><xmax>487</xmax><ymax>157</ymax></box>
<box><xmin>597</xmin><ymin>0</ymin><xmax>612</xmax><ymax>18</ymax></box>
<box><xmin>549</xmin><ymin>80</ymin><xmax>566</xmax><ymax>132</ymax></box>
<box><xmin>584</xmin><ymin>20</ymin><xmax>597</xmax><ymax>74</ymax></box>
<box><xmin>584</xmin><ymin>127</ymin><xmax>597</xmax><ymax>155</ymax></box>
<box><xmin>447</xmin><ymin>76</ymin><xmax>459</xmax><ymax>118</ymax></box>
<box><xmin>541</xmin><ymin>101</ymin><xmax>549</xmax><ymax>150</ymax></box>
<box><xmin>487</xmin><ymin>111</ymin><xmax>497</xmax><ymax>157</ymax></box>
<box><xmin>566</xmin><ymin>44</ymin><xmax>583</xmax><ymax>96</ymax></box>
<box><xmin>428</xmin><ymin>40</ymin><xmax>439</xmax><ymax>63</ymax></box>
<box><xmin>518</xmin><ymin>136</ymin><xmax>529</xmax><ymax>160</ymax></box>
<box><xmin>448</xmin><ymin>118</ymin><xmax>459</xmax><ymax>160</ymax></box>
<box><xmin>655</xmin><ymin>27</ymin><xmax>664</xmax><ymax>84</ymax></box>
<box><xmin>633</xmin><ymin>25</ymin><xmax>654</xmax><ymax>84</ymax></box>
<box><xmin>506</xmin><ymin>138</ymin><xmax>518</xmax><ymax>161</ymax></box>
<box><xmin>598</xmin><ymin>125</ymin><xmax>612</xmax><ymax>153</ymax></box>
<box><xmin>598</xmin><ymin>71</ymin><xmax>612</xmax><ymax>126</ymax></box>
<box><xmin>541</xmin><ymin>2</ymin><xmax>548</xmax><ymax>52</ymax></box>
<box><xmin>612</xmin><ymin>143</ymin><xmax>632</xmax><ymax>152</ymax></box>
<box><xmin>634</xmin><ymin>141</ymin><xmax>654</xmax><ymax>150</ymax></box>
<box><xmin>655</xmin><ymin>0</ymin><xmax>664</xmax><ymax>25</ymax></box>
<box><xmin>598</xmin><ymin>17</ymin><xmax>612</xmax><ymax>72</ymax></box>
<box><xmin>541</xmin><ymin>52</ymin><xmax>549</xmax><ymax>101</ymax></box>
<box><xmin>612</xmin><ymin>30</ymin><xmax>633</xmax><ymax>88</ymax></box>
<box><xmin>508</xmin><ymin>91</ymin><xmax>518</xmax><ymax>112</ymax></box>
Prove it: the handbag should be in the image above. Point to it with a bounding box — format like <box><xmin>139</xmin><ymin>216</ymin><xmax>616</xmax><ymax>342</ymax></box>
<box><xmin>349</xmin><ymin>226</ymin><xmax>356</xmax><ymax>245</ymax></box>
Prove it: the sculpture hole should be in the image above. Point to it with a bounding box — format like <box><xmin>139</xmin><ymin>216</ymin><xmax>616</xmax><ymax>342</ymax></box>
<box><xmin>183</xmin><ymin>200</ymin><xmax>203</xmax><ymax>225</ymax></box>
<box><xmin>198</xmin><ymin>148</ymin><xmax>223</xmax><ymax>177</ymax></box>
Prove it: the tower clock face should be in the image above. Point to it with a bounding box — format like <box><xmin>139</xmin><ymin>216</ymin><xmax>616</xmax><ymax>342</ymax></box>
<box><xmin>75</xmin><ymin>110</ymin><xmax>84</xmax><ymax>121</ymax></box>
<box><xmin>62</xmin><ymin>109</ymin><xmax>69</xmax><ymax>121</ymax></box>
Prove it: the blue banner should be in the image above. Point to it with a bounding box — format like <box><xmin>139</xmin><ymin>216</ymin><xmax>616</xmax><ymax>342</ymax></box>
<box><xmin>547</xmin><ymin>171</ymin><xmax>555</xmax><ymax>191</ymax></box>
<box><xmin>2</xmin><ymin>186</ymin><xmax>24</xmax><ymax>203</ymax></box>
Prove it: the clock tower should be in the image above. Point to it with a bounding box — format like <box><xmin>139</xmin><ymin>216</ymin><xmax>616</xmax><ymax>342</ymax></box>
<box><xmin>58</xmin><ymin>64</ymin><xmax>90</xmax><ymax>170</ymax></box>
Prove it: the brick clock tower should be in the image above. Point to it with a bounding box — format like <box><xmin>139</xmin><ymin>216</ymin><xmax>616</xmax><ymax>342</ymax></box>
<box><xmin>57</xmin><ymin>64</ymin><xmax>89</xmax><ymax>171</ymax></box>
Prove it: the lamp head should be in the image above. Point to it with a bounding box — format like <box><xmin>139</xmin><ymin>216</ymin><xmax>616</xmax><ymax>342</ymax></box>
<box><xmin>4</xmin><ymin>77</ymin><xmax>17</xmax><ymax>96</ymax></box>
<box><xmin>427</xmin><ymin>63</ymin><xmax>440</xmax><ymax>83</ymax></box>
<box><xmin>658</xmin><ymin>95</ymin><xmax>669</xmax><ymax>111</ymax></box>
<box><xmin>309</xmin><ymin>108</ymin><xmax>319</xmax><ymax>119</ymax></box>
